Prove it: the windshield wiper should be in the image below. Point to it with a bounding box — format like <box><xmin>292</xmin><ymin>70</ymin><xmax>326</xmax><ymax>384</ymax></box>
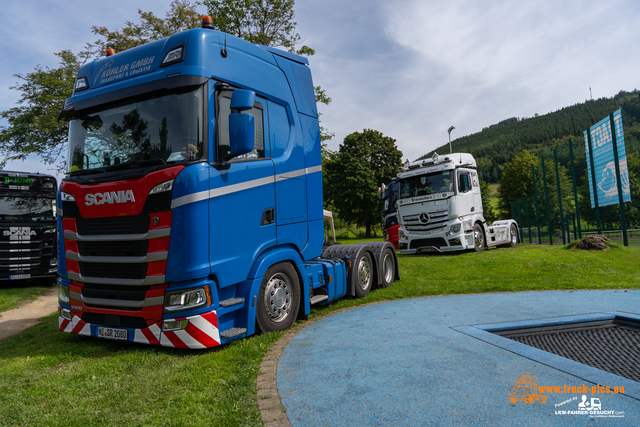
<box><xmin>69</xmin><ymin>168</ymin><xmax>107</xmax><ymax>177</ymax></box>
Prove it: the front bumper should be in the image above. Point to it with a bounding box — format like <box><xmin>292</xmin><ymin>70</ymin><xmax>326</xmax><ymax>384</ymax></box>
<box><xmin>58</xmin><ymin>307</ymin><xmax>221</xmax><ymax>349</ymax></box>
<box><xmin>398</xmin><ymin>222</ymin><xmax>473</xmax><ymax>254</ymax></box>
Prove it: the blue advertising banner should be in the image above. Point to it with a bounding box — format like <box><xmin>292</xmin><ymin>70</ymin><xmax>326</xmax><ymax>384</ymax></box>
<box><xmin>584</xmin><ymin>109</ymin><xmax>631</xmax><ymax>208</ymax></box>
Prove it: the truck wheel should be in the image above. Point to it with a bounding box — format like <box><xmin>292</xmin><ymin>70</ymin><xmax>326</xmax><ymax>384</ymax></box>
<box><xmin>508</xmin><ymin>223</ymin><xmax>518</xmax><ymax>248</ymax></box>
<box><xmin>256</xmin><ymin>263</ymin><xmax>300</xmax><ymax>333</ymax></box>
<box><xmin>353</xmin><ymin>252</ymin><xmax>373</xmax><ymax>298</ymax></box>
<box><xmin>473</xmin><ymin>223</ymin><xmax>485</xmax><ymax>252</ymax></box>
<box><xmin>380</xmin><ymin>247</ymin><xmax>395</xmax><ymax>288</ymax></box>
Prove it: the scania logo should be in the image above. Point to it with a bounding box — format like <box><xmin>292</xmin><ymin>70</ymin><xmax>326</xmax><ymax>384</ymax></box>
<box><xmin>3</xmin><ymin>230</ymin><xmax>36</xmax><ymax>236</ymax></box>
<box><xmin>85</xmin><ymin>190</ymin><xmax>135</xmax><ymax>206</ymax></box>
<box><xmin>419</xmin><ymin>213</ymin><xmax>430</xmax><ymax>224</ymax></box>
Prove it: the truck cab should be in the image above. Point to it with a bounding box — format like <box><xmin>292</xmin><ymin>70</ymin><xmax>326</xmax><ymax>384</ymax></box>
<box><xmin>0</xmin><ymin>172</ymin><xmax>57</xmax><ymax>283</ymax></box>
<box><xmin>55</xmin><ymin>18</ymin><xmax>397</xmax><ymax>349</ymax></box>
<box><xmin>396</xmin><ymin>153</ymin><xmax>518</xmax><ymax>254</ymax></box>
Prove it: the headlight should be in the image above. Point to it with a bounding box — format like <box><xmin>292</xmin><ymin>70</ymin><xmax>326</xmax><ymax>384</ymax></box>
<box><xmin>149</xmin><ymin>179</ymin><xmax>174</xmax><ymax>195</ymax></box>
<box><xmin>164</xmin><ymin>287</ymin><xmax>211</xmax><ymax>312</ymax></box>
<box><xmin>58</xmin><ymin>284</ymin><xmax>70</xmax><ymax>304</ymax></box>
<box><xmin>61</xmin><ymin>192</ymin><xmax>75</xmax><ymax>202</ymax></box>
<box><xmin>449</xmin><ymin>224</ymin><xmax>461</xmax><ymax>234</ymax></box>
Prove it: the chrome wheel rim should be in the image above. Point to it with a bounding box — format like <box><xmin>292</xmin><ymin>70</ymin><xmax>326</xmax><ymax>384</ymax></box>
<box><xmin>358</xmin><ymin>257</ymin><xmax>371</xmax><ymax>290</ymax></box>
<box><xmin>264</xmin><ymin>273</ymin><xmax>292</xmax><ymax>322</ymax></box>
<box><xmin>474</xmin><ymin>227</ymin><xmax>484</xmax><ymax>248</ymax></box>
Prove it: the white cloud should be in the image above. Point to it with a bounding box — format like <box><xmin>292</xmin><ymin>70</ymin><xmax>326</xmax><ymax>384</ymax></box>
<box><xmin>2</xmin><ymin>0</ymin><xmax>640</xmax><ymax>169</ymax></box>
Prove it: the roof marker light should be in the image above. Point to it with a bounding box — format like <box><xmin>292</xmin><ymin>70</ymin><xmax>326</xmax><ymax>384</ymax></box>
<box><xmin>201</xmin><ymin>16</ymin><xmax>214</xmax><ymax>29</ymax></box>
<box><xmin>106</xmin><ymin>49</ymin><xmax>115</xmax><ymax>56</ymax></box>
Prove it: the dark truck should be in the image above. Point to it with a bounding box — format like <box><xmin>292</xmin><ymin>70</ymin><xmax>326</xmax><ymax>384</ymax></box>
<box><xmin>0</xmin><ymin>171</ymin><xmax>58</xmax><ymax>283</ymax></box>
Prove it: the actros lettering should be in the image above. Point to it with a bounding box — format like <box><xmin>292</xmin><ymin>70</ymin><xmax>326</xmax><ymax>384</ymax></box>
<box><xmin>85</xmin><ymin>190</ymin><xmax>135</xmax><ymax>206</ymax></box>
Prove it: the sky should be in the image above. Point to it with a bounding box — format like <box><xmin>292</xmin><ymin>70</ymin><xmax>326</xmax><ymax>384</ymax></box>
<box><xmin>1</xmin><ymin>0</ymin><xmax>640</xmax><ymax>183</ymax></box>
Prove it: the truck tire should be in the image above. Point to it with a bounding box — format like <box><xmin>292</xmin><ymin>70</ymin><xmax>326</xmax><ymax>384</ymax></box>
<box><xmin>256</xmin><ymin>263</ymin><xmax>300</xmax><ymax>333</ymax></box>
<box><xmin>508</xmin><ymin>223</ymin><xmax>518</xmax><ymax>248</ymax></box>
<box><xmin>380</xmin><ymin>247</ymin><xmax>395</xmax><ymax>288</ymax></box>
<box><xmin>353</xmin><ymin>251</ymin><xmax>373</xmax><ymax>298</ymax></box>
<box><xmin>473</xmin><ymin>223</ymin><xmax>485</xmax><ymax>252</ymax></box>
<box><xmin>354</xmin><ymin>241</ymin><xmax>399</xmax><ymax>287</ymax></box>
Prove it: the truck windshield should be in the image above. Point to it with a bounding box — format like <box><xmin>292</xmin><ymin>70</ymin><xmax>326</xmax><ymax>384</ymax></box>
<box><xmin>67</xmin><ymin>86</ymin><xmax>204</xmax><ymax>173</ymax></box>
<box><xmin>399</xmin><ymin>170</ymin><xmax>454</xmax><ymax>198</ymax></box>
<box><xmin>0</xmin><ymin>196</ymin><xmax>55</xmax><ymax>223</ymax></box>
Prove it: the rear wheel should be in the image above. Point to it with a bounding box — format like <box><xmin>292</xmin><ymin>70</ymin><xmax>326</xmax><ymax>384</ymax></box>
<box><xmin>508</xmin><ymin>223</ymin><xmax>518</xmax><ymax>248</ymax></box>
<box><xmin>473</xmin><ymin>223</ymin><xmax>485</xmax><ymax>252</ymax></box>
<box><xmin>380</xmin><ymin>248</ymin><xmax>395</xmax><ymax>288</ymax></box>
<box><xmin>256</xmin><ymin>263</ymin><xmax>300</xmax><ymax>332</ymax></box>
<box><xmin>353</xmin><ymin>252</ymin><xmax>373</xmax><ymax>298</ymax></box>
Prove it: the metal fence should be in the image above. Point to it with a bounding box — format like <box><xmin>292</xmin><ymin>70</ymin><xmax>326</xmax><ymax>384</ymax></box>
<box><xmin>510</xmin><ymin>139</ymin><xmax>635</xmax><ymax>247</ymax></box>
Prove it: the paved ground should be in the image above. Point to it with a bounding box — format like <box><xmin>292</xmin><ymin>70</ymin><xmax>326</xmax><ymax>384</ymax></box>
<box><xmin>274</xmin><ymin>290</ymin><xmax>640</xmax><ymax>426</ymax></box>
<box><xmin>0</xmin><ymin>287</ymin><xmax>57</xmax><ymax>340</ymax></box>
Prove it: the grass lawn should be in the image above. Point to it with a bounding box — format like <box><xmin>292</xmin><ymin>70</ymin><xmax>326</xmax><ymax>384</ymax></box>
<box><xmin>1</xmin><ymin>243</ymin><xmax>639</xmax><ymax>426</ymax></box>
<box><xmin>0</xmin><ymin>279</ymin><xmax>55</xmax><ymax>314</ymax></box>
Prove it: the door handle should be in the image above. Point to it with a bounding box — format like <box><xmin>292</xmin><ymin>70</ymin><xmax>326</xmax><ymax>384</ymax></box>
<box><xmin>261</xmin><ymin>208</ymin><xmax>275</xmax><ymax>225</ymax></box>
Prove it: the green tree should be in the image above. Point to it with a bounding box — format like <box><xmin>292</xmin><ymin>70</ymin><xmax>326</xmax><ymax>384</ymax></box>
<box><xmin>499</xmin><ymin>150</ymin><xmax>575</xmax><ymax>237</ymax></box>
<box><xmin>324</xmin><ymin>129</ymin><xmax>403</xmax><ymax>237</ymax></box>
<box><xmin>203</xmin><ymin>0</ymin><xmax>313</xmax><ymax>55</ymax></box>
<box><xmin>0</xmin><ymin>49</ymin><xmax>93</xmax><ymax>169</ymax></box>
<box><xmin>91</xmin><ymin>0</ymin><xmax>203</xmax><ymax>53</ymax></box>
<box><xmin>497</xmin><ymin>150</ymin><xmax>540</xmax><ymax>217</ymax></box>
<box><xmin>479</xmin><ymin>179</ymin><xmax>496</xmax><ymax>222</ymax></box>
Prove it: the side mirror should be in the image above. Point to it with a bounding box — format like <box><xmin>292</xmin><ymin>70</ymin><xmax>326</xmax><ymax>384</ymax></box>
<box><xmin>230</xmin><ymin>89</ymin><xmax>255</xmax><ymax>112</ymax></box>
<box><xmin>226</xmin><ymin>113</ymin><xmax>255</xmax><ymax>161</ymax></box>
<box><xmin>224</xmin><ymin>90</ymin><xmax>256</xmax><ymax>161</ymax></box>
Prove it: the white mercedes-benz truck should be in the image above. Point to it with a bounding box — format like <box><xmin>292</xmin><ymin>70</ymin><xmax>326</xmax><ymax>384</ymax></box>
<box><xmin>396</xmin><ymin>153</ymin><xmax>519</xmax><ymax>254</ymax></box>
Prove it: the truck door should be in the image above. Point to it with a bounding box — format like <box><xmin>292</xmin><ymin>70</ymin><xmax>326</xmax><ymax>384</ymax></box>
<box><xmin>470</xmin><ymin>171</ymin><xmax>483</xmax><ymax>214</ymax></box>
<box><xmin>456</xmin><ymin>170</ymin><xmax>475</xmax><ymax>216</ymax></box>
<box><xmin>268</xmin><ymin>100</ymin><xmax>308</xmax><ymax>250</ymax></box>
<box><xmin>209</xmin><ymin>88</ymin><xmax>276</xmax><ymax>287</ymax></box>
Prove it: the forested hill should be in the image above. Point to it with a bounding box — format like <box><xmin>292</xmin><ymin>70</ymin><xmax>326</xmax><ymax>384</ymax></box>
<box><xmin>417</xmin><ymin>90</ymin><xmax>640</xmax><ymax>184</ymax></box>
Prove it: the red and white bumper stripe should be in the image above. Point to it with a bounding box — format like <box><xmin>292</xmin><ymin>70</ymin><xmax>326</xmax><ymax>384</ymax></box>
<box><xmin>58</xmin><ymin>308</ymin><xmax>220</xmax><ymax>349</ymax></box>
<box><xmin>58</xmin><ymin>309</ymin><xmax>91</xmax><ymax>336</ymax></box>
<box><xmin>161</xmin><ymin>312</ymin><xmax>220</xmax><ymax>349</ymax></box>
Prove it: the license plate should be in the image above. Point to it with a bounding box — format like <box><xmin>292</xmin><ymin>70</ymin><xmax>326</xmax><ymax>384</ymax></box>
<box><xmin>10</xmin><ymin>274</ymin><xmax>30</xmax><ymax>280</ymax></box>
<box><xmin>97</xmin><ymin>327</ymin><xmax>128</xmax><ymax>341</ymax></box>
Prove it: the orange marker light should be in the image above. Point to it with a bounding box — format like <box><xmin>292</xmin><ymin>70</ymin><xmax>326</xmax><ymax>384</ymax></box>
<box><xmin>201</xmin><ymin>16</ymin><xmax>214</xmax><ymax>29</ymax></box>
<box><xmin>106</xmin><ymin>49</ymin><xmax>115</xmax><ymax>56</ymax></box>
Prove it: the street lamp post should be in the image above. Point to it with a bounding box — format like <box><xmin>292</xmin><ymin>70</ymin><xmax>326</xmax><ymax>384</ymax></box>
<box><xmin>448</xmin><ymin>126</ymin><xmax>455</xmax><ymax>154</ymax></box>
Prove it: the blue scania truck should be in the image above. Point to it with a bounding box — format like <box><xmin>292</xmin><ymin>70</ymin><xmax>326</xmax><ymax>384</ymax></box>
<box><xmin>56</xmin><ymin>17</ymin><xmax>398</xmax><ymax>349</ymax></box>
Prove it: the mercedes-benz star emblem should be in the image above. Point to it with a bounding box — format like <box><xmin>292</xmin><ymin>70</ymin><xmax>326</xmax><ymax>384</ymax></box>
<box><xmin>419</xmin><ymin>213</ymin><xmax>430</xmax><ymax>224</ymax></box>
